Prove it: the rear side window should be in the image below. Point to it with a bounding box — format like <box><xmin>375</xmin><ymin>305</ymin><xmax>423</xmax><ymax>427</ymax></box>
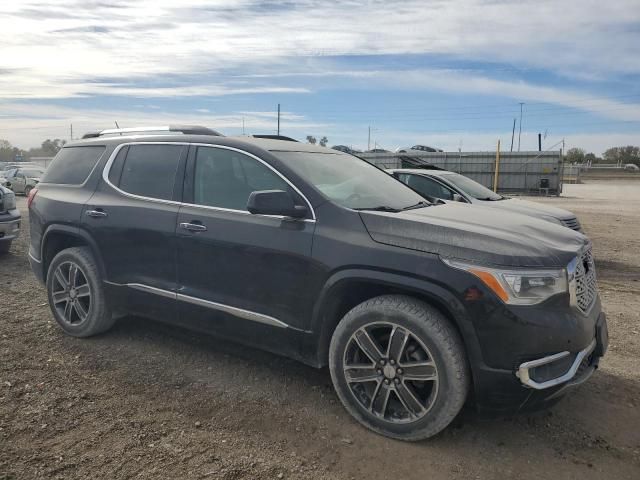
<box><xmin>41</xmin><ymin>146</ymin><xmax>106</xmax><ymax>185</ymax></box>
<box><xmin>117</xmin><ymin>145</ymin><xmax>183</xmax><ymax>201</ymax></box>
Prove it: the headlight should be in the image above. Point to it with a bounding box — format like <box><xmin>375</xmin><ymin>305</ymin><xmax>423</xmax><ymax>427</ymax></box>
<box><xmin>443</xmin><ymin>258</ymin><xmax>568</xmax><ymax>305</ymax></box>
<box><xmin>1</xmin><ymin>191</ymin><xmax>16</xmax><ymax>211</ymax></box>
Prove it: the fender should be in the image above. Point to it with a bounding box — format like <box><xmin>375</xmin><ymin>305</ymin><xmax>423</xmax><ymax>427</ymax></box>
<box><xmin>310</xmin><ymin>267</ymin><xmax>485</xmax><ymax>370</ymax></box>
<box><xmin>40</xmin><ymin>224</ymin><xmax>107</xmax><ymax>281</ymax></box>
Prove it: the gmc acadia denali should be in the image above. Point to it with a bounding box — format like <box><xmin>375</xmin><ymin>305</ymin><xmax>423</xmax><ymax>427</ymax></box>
<box><xmin>28</xmin><ymin>126</ymin><xmax>607</xmax><ymax>440</ymax></box>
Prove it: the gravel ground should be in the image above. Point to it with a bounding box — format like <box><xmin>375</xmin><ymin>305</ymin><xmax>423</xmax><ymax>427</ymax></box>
<box><xmin>1</xmin><ymin>179</ymin><xmax>639</xmax><ymax>480</ymax></box>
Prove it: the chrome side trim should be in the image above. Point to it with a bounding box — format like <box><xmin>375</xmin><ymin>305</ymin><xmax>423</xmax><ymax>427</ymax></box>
<box><xmin>121</xmin><ymin>282</ymin><xmax>288</xmax><ymax>329</ymax></box>
<box><xmin>127</xmin><ymin>283</ymin><xmax>177</xmax><ymax>300</ymax></box>
<box><xmin>101</xmin><ymin>142</ymin><xmax>316</xmax><ymax>222</ymax></box>
<box><xmin>28</xmin><ymin>251</ymin><xmax>42</xmax><ymax>264</ymax></box>
<box><xmin>516</xmin><ymin>339</ymin><xmax>596</xmax><ymax>390</ymax></box>
<box><xmin>176</xmin><ymin>292</ymin><xmax>289</xmax><ymax>329</ymax></box>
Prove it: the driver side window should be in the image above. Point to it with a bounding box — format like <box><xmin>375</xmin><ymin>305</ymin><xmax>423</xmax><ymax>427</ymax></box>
<box><xmin>404</xmin><ymin>174</ymin><xmax>455</xmax><ymax>200</ymax></box>
<box><xmin>193</xmin><ymin>147</ymin><xmax>297</xmax><ymax>211</ymax></box>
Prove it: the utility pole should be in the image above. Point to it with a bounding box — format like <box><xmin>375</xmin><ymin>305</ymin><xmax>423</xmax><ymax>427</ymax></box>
<box><xmin>368</xmin><ymin>126</ymin><xmax>371</xmax><ymax>151</ymax></box>
<box><xmin>277</xmin><ymin>103</ymin><xmax>280</xmax><ymax>136</ymax></box>
<box><xmin>70</xmin><ymin>124</ymin><xmax>73</xmax><ymax>141</ymax></box>
<box><xmin>538</xmin><ymin>133</ymin><xmax>542</xmax><ymax>152</ymax></box>
<box><xmin>517</xmin><ymin>102</ymin><xmax>524</xmax><ymax>151</ymax></box>
<box><xmin>510</xmin><ymin>118</ymin><xmax>516</xmax><ymax>152</ymax></box>
<box><xmin>242</xmin><ymin>117</ymin><xmax>245</xmax><ymax>135</ymax></box>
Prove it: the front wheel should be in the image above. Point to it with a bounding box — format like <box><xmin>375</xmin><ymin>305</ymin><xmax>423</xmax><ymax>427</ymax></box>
<box><xmin>329</xmin><ymin>295</ymin><xmax>469</xmax><ymax>441</ymax></box>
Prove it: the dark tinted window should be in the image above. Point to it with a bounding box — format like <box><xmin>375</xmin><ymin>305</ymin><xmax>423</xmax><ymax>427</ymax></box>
<box><xmin>41</xmin><ymin>146</ymin><xmax>106</xmax><ymax>185</ymax></box>
<box><xmin>108</xmin><ymin>146</ymin><xmax>128</xmax><ymax>185</ymax></box>
<box><xmin>118</xmin><ymin>145</ymin><xmax>183</xmax><ymax>200</ymax></box>
<box><xmin>402</xmin><ymin>174</ymin><xmax>454</xmax><ymax>200</ymax></box>
<box><xmin>193</xmin><ymin>146</ymin><xmax>292</xmax><ymax>210</ymax></box>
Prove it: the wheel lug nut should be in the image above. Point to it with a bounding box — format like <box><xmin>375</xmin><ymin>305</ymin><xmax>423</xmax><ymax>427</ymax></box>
<box><xmin>384</xmin><ymin>379</ymin><xmax>390</xmax><ymax>385</ymax></box>
<box><xmin>389</xmin><ymin>359</ymin><xmax>395</xmax><ymax>365</ymax></box>
<box><xmin>394</xmin><ymin>378</ymin><xmax>400</xmax><ymax>384</ymax></box>
<box><xmin>377</xmin><ymin>369</ymin><xmax>382</xmax><ymax>375</ymax></box>
<box><xmin>380</xmin><ymin>360</ymin><xmax>386</xmax><ymax>366</ymax></box>
<box><xmin>397</xmin><ymin>368</ymin><xmax>403</xmax><ymax>375</ymax></box>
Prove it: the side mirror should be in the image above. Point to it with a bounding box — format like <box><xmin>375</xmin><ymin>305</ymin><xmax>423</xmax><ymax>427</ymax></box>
<box><xmin>452</xmin><ymin>193</ymin><xmax>465</xmax><ymax>202</ymax></box>
<box><xmin>247</xmin><ymin>190</ymin><xmax>307</xmax><ymax>218</ymax></box>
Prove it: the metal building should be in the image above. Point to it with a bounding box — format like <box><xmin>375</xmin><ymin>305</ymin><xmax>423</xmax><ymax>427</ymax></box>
<box><xmin>359</xmin><ymin>150</ymin><xmax>563</xmax><ymax>195</ymax></box>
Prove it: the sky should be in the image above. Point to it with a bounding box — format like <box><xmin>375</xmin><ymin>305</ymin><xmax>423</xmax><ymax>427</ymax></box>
<box><xmin>0</xmin><ymin>0</ymin><xmax>639</xmax><ymax>155</ymax></box>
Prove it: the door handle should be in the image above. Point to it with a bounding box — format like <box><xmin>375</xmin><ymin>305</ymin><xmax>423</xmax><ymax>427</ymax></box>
<box><xmin>180</xmin><ymin>222</ymin><xmax>207</xmax><ymax>232</ymax></box>
<box><xmin>86</xmin><ymin>209</ymin><xmax>108</xmax><ymax>218</ymax></box>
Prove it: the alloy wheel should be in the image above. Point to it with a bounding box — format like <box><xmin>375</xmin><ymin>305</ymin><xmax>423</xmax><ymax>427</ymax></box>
<box><xmin>51</xmin><ymin>261</ymin><xmax>92</xmax><ymax>325</ymax></box>
<box><xmin>343</xmin><ymin>322</ymin><xmax>439</xmax><ymax>424</ymax></box>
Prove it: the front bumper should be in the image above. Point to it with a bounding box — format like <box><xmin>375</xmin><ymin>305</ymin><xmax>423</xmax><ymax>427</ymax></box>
<box><xmin>0</xmin><ymin>214</ymin><xmax>21</xmax><ymax>243</ymax></box>
<box><xmin>469</xmin><ymin>296</ymin><xmax>607</xmax><ymax>414</ymax></box>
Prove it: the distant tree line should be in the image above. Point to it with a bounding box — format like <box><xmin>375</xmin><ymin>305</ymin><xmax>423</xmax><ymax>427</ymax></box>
<box><xmin>565</xmin><ymin>145</ymin><xmax>640</xmax><ymax>167</ymax></box>
<box><xmin>306</xmin><ymin>135</ymin><xmax>329</xmax><ymax>147</ymax></box>
<box><xmin>0</xmin><ymin>138</ymin><xmax>66</xmax><ymax>163</ymax></box>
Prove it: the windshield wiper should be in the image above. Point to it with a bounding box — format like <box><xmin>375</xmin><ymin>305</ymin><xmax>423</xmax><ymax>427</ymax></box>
<box><xmin>401</xmin><ymin>201</ymin><xmax>431</xmax><ymax>211</ymax></box>
<box><xmin>355</xmin><ymin>206</ymin><xmax>401</xmax><ymax>212</ymax></box>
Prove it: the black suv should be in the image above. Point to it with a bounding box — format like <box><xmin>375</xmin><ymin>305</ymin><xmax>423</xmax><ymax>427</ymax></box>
<box><xmin>28</xmin><ymin>126</ymin><xmax>607</xmax><ymax>440</ymax></box>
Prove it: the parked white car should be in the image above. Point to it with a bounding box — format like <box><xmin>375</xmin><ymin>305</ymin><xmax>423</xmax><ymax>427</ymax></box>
<box><xmin>388</xmin><ymin>168</ymin><xmax>583</xmax><ymax>232</ymax></box>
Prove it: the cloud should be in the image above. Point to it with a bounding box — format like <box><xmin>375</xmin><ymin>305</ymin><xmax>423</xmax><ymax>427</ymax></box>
<box><xmin>1</xmin><ymin>0</ymin><xmax>639</xmax><ymax>100</ymax></box>
<box><xmin>0</xmin><ymin>101</ymin><xmax>328</xmax><ymax>148</ymax></box>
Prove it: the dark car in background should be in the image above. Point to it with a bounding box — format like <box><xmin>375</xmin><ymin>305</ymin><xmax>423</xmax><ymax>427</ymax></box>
<box><xmin>28</xmin><ymin>125</ymin><xmax>606</xmax><ymax>440</ymax></box>
<box><xmin>389</xmin><ymin>168</ymin><xmax>583</xmax><ymax>232</ymax></box>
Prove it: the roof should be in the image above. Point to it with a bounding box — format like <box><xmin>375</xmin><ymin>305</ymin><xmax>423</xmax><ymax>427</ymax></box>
<box><xmin>68</xmin><ymin>133</ymin><xmax>345</xmax><ymax>156</ymax></box>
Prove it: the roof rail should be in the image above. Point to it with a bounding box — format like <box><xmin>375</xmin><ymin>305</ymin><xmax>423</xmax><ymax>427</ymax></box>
<box><xmin>82</xmin><ymin>125</ymin><xmax>222</xmax><ymax>139</ymax></box>
<box><xmin>251</xmin><ymin>134</ymin><xmax>299</xmax><ymax>142</ymax></box>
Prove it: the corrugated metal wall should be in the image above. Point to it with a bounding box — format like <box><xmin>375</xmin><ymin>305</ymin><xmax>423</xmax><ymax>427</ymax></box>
<box><xmin>359</xmin><ymin>151</ymin><xmax>563</xmax><ymax>195</ymax></box>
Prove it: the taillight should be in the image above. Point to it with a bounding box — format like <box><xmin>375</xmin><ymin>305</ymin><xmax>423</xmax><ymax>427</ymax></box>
<box><xmin>27</xmin><ymin>187</ymin><xmax>38</xmax><ymax>209</ymax></box>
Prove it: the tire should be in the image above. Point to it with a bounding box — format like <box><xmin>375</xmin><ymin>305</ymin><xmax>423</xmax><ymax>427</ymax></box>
<box><xmin>0</xmin><ymin>241</ymin><xmax>10</xmax><ymax>254</ymax></box>
<box><xmin>329</xmin><ymin>294</ymin><xmax>469</xmax><ymax>441</ymax></box>
<box><xmin>24</xmin><ymin>186</ymin><xmax>32</xmax><ymax>197</ymax></box>
<box><xmin>46</xmin><ymin>246</ymin><xmax>115</xmax><ymax>337</ymax></box>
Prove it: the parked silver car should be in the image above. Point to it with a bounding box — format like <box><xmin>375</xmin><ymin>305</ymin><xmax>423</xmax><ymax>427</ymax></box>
<box><xmin>388</xmin><ymin>168</ymin><xmax>583</xmax><ymax>231</ymax></box>
<box><xmin>0</xmin><ymin>184</ymin><xmax>20</xmax><ymax>254</ymax></box>
<box><xmin>396</xmin><ymin>145</ymin><xmax>443</xmax><ymax>153</ymax></box>
<box><xmin>2</xmin><ymin>166</ymin><xmax>45</xmax><ymax>196</ymax></box>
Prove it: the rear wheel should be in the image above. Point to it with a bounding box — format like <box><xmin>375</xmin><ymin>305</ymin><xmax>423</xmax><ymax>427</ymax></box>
<box><xmin>24</xmin><ymin>185</ymin><xmax>32</xmax><ymax>197</ymax></box>
<box><xmin>46</xmin><ymin>247</ymin><xmax>115</xmax><ymax>337</ymax></box>
<box><xmin>329</xmin><ymin>295</ymin><xmax>469</xmax><ymax>440</ymax></box>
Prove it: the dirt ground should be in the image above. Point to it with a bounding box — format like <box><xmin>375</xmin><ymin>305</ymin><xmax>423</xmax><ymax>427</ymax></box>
<box><xmin>1</xmin><ymin>179</ymin><xmax>639</xmax><ymax>480</ymax></box>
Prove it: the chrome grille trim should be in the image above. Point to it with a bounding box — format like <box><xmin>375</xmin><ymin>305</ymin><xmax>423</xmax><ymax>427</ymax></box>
<box><xmin>573</xmin><ymin>247</ymin><xmax>597</xmax><ymax>314</ymax></box>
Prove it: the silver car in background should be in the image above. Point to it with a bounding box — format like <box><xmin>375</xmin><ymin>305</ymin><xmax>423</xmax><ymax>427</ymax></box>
<box><xmin>388</xmin><ymin>168</ymin><xmax>583</xmax><ymax>232</ymax></box>
<box><xmin>2</xmin><ymin>166</ymin><xmax>45</xmax><ymax>196</ymax></box>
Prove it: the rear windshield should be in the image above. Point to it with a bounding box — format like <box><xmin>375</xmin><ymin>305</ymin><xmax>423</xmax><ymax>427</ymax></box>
<box><xmin>41</xmin><ymin>146</ymin><xmax>106</xmax><ymax>185</ymax></box>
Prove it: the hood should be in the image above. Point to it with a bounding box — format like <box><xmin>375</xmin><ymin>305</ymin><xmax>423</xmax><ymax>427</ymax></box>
<box><xmin>478</xmin><ymin>198</ymin><xmax>576</xmax><ymax>222</ymax></box>
<box><xmin>359</xmin><ymin>203</ymin><xmax>587</xmax><ymax>268</ymax></box>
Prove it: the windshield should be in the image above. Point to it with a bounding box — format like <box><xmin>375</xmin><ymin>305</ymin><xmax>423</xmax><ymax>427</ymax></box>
<box><xmin>441</xmin><ymin>173</ymin><xmax>502</xmax><ymax>200</ymax></box>
<box><xmin>273</xmin><ymin>151</ymin><xmax>427</xmax><ymax>210</ymax></box>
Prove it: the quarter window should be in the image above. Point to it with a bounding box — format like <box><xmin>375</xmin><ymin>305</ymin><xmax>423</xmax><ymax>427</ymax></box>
<box><xmin>193</xmin><ymin>147</ymin><xmax>293</xmax><ymax>211</ymax></box>
<box><xmin>40</xmin><ymin>146</ymin><xmax>105</xmax><ymax>185</ymax></box>
<box><xmin>117</xmin><ymin>145</ymin><xmax>183</xmax><ymax>201</ymax></box>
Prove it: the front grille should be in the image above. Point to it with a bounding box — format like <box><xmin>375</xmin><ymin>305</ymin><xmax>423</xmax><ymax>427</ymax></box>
<box><xmin>575</xmin><ymin>248</ymin><xmax>597</xmax><ymax>313</ymax></box>
<box><xmin>561</xmin><ymin>217</ymin><xmax>582</xmax><ymax>231</ymax></box>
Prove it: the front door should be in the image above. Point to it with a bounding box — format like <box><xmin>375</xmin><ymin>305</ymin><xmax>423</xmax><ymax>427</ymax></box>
<box><xmin>175</xmin><ymin>145</ymin><xmax>316</xmax><ymax>339</ymax></box>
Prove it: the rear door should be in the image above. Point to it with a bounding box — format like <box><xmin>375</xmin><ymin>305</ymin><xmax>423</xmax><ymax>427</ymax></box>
<box><xmin>83</xmin><ymin>142</ymin><xmax>187</xmax><ymax>321</ymax></box>
<box><xmin>175</xmin><ymin>145</ymin><xmax>316</xmax><ymax>336</ymax></box>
